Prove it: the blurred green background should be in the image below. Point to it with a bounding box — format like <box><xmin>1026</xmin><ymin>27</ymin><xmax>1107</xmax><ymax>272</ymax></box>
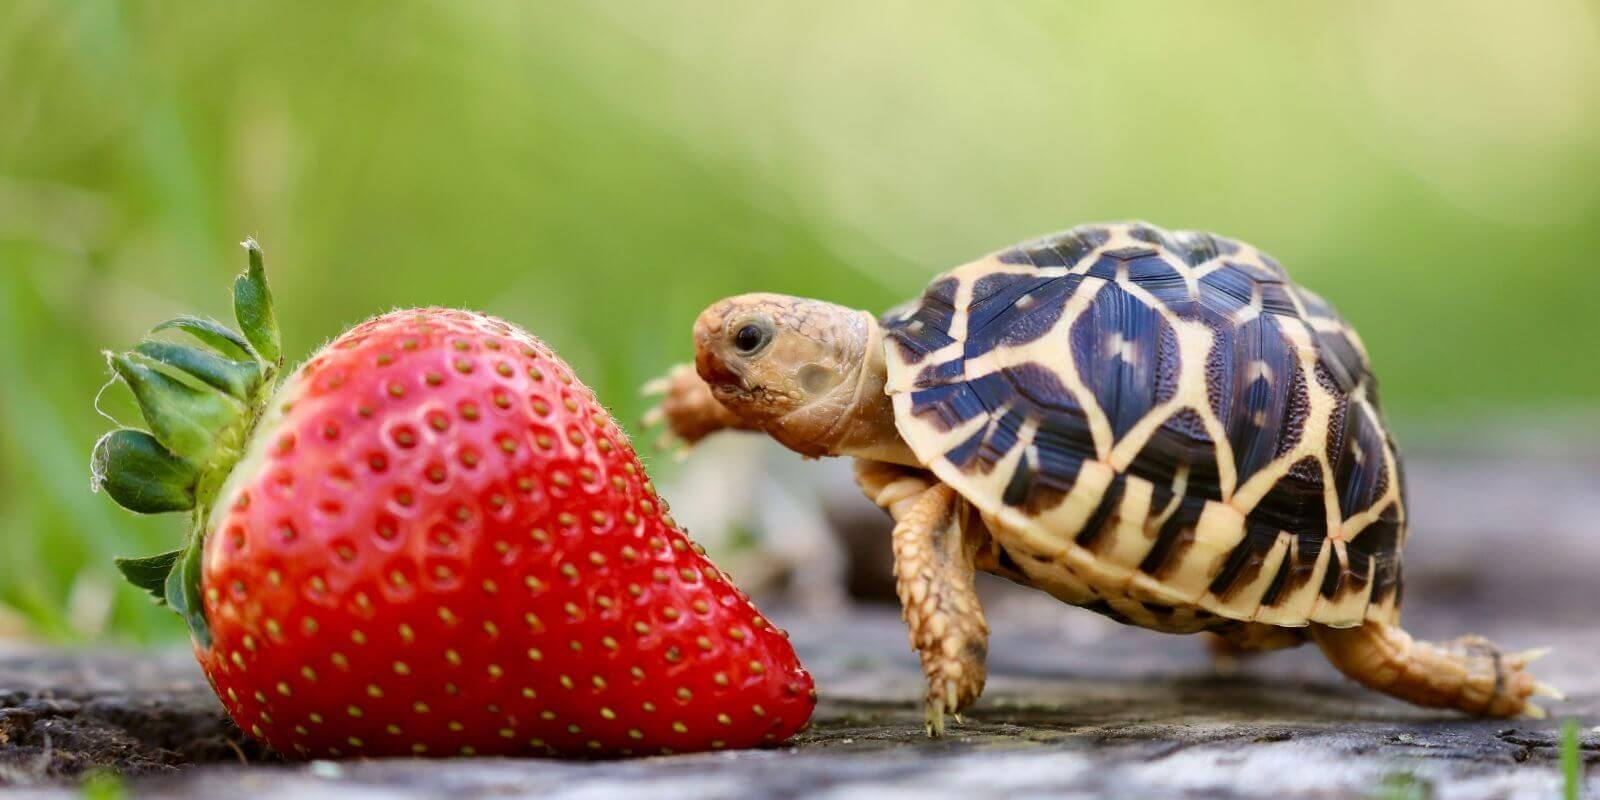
<box><xmin>1</xmin><ymin>1</ymin><xmax>1596</xmax><ymax>642</ymax></box>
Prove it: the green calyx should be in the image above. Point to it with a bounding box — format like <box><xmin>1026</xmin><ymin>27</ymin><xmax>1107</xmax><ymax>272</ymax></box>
<box><xmin>91</xmin><ymin>239</ymin><xmax>284</xmax><ymax>646</ymax></box>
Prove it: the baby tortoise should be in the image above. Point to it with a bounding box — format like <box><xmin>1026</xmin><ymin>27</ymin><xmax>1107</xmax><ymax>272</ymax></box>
<box><xmin>644</xmin><ymin>222</ymin><xmax>1560</xmax><ymax>735</ymax></box>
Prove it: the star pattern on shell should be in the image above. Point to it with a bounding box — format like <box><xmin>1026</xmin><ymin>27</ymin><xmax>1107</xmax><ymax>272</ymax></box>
<box><xmin>882</xmin><ymin>222</ymin><xmax>1405</xmax><ymax>634</ymax></box>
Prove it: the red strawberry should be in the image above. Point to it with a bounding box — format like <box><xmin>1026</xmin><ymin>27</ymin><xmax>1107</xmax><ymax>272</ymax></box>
<box><xmin>92</xmin><ymin>241</ymin><xmax>814</xmax><ymax>758</ymax></box>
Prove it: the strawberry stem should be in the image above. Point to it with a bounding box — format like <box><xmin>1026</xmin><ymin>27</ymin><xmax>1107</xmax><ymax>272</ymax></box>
<box><xmin>91</xmin><ymin>239</ymin><xmax>287</xmax><ymax>645</ymax></box>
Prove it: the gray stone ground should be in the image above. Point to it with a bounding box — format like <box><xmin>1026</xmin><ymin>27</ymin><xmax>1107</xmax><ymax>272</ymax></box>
<box><xmin>0</xmin><ymin>446</ymin><xmax>1597</xmax><ymax>798</ymax></box>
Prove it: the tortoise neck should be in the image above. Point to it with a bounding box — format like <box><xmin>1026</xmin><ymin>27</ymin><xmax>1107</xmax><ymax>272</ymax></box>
<box><xmin>822</xmin><ymin>313</ymin><xmax>919</xmax><ymax>466</ymax></box>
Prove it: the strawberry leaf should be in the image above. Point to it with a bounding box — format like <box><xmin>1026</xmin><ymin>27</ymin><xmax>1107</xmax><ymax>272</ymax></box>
<box><xmin>134</xmin><ymin>340</ymin><xmax>262</xmax><ymax>400</ymax></box>
<box><xmin>165</xmin><ymin>530</ymin><xmax>210</xmax><ymax>647</ymax></box>
<box><xmin>91</xmin><ymin>429</ymin><xmax>199</xmax><ymax>513</ymax></box>
<box><xmin>113</xmin><ymin>549</ymin><xmax>183</xmax><ymax>604</ymax></box>
<box><xmin>233</xmin><ymin>239</ymin><xmax>281</xmax><ymax>368</ymax></box>
<box><xmin>152</xmin><ymin>316</ymin><xmax>255</xmax><ymax>362</ymax></box>
<box><xmin>108</xmin><ymin>352</ymin><xmax>248</xmax><ymax>465</ymax></box>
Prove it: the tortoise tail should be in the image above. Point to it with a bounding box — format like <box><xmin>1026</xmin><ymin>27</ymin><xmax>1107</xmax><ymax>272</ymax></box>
<box><xmin>1310</xmin><ymin>621</ymin><xmax>1561</xmax><ymax>718</ymax></box>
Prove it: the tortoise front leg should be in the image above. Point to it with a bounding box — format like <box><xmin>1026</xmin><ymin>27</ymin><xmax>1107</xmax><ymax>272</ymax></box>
<box><xmin>641</xmin><ymin>363</ymin><xmax>759</xmax><ymax>451</ymax></box>
<box><xmin>856</xmin><ymin>461</ymin><xmax>989</xmax><ymax>736</ymax></box>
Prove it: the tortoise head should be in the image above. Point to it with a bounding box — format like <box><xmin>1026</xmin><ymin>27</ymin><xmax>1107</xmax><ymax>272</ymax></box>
<box><xmin>691</xmin><ymin>293</ymin><xmax>912</xmax><ymax>463</ymax></box>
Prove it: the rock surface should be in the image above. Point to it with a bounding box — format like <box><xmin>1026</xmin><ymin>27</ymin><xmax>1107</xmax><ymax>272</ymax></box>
<box><xmin>0</xmin><ymin>449</ymin><xmax>1596</xmax><ymax>798</ymax></box>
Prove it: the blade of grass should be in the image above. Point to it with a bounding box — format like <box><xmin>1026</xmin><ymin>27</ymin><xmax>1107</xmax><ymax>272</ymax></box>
<box><xmin>1564</xmin><ymin>719</ymin><xmax>1583</xmax><ymax>800</ymax></box>
<box><xmin>1370</xmin><ymin>772</ymin><xmax>1432</xmax><ymax>800</ymax></box>
<box><xmin>79</xmin><ymin>769</ymin><xmax>125</xmax><ymax>800</ymax></box>
<box><xmin>0</xmin><ymin>249</ymin><xmax>173</xmax><ymax>641</ymax></box>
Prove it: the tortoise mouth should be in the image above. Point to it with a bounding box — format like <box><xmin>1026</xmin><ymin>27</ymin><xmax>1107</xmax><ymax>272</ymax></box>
<box><xmin>692</xmin><ymin>336</ymin><xmax>745</xmax><ymax>393</ymax></box>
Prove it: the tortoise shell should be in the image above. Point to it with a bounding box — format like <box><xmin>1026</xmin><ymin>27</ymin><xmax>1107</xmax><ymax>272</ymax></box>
<box><xmin>881</xmin><ymin>222</ymin><xmax>1405</xmax><ymax>632</ymax></box>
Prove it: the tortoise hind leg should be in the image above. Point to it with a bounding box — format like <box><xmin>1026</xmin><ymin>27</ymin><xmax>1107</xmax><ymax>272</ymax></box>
<box><xmin>1206</xmin><ymin>624</ymin><xmax>1306</xmax><ymax>673</ymax></box>
<box><xmin>1210</xmin><ymin>623</ymin><xmax>1307</xmax><ymax>655</ymax></box>
<box><xmin>856</xmin><ymin>461</ymin><xmax>989</xmax><ymax>737</ymax></box>
<box><xmin>1310</xmin><ymin>621</ymin><xmax>1561</xmax><ymax>717</ymax></box>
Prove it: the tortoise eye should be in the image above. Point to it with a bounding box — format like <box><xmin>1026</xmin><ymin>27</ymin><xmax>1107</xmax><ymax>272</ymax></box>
<box><xmin>732</xmin><ymin>323</ymin><xmax>768</xmax><ymax>355</ymax></box>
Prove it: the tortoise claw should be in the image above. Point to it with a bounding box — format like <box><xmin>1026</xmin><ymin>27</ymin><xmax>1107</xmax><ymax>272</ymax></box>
<box><xmin>639</xmin><ymin>363</ymin><xmax>748</xmax><ymax>452</ymax></box>
<box><xmin>924</xmin><ymin>693</ymin><xmax>948</xmax><ymax>738</ymax></box>
<box><xmin>640</xmin><ymin>405</ymin><xmax>667</xmax><ymax>429</ymax></box>
<box><xmin>645</xmin><ymin>416</ymin><xmax>685</xmax><ymax>455</ymax></box>
<box><xmin>640</xmin><ymin>376</ymin><xmax>674</xmax><ymax>397</ymax></box>
<box><xmin>650</xmin><ymin>430</ymin><xmax>694</xmax><ymax>462</ymax></box>
<box><xmin>640</xmin><ymin>368</ymin><xmax>695</xmax><ymax>453</ymax></box>
<box><xmin>1532</xmin><ymin>681</ymin><xmax>1566</xmax><ymax>701</ymax></box>
<box><xmin>921</xmin><ymin>675</ymin><xmax>973</xmax><ymax>738</ymax></box>
<box><xmin>1509</xmin><ymin>647</ymin><xmax>1552</xmax><ymax>668</ymax></box>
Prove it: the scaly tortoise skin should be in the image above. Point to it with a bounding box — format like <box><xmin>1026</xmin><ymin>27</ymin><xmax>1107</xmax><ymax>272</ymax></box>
<box><xmin>645</xmin><ymin>221</ymin><xmax>1558</xmax><ymax>735</ymax></box>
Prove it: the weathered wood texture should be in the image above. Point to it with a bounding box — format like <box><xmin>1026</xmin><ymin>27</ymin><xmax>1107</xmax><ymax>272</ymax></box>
<box><xmin>0</xmin><ymin>449</ymin><xmax>1596</xmax><ymax>798</ymax></box>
